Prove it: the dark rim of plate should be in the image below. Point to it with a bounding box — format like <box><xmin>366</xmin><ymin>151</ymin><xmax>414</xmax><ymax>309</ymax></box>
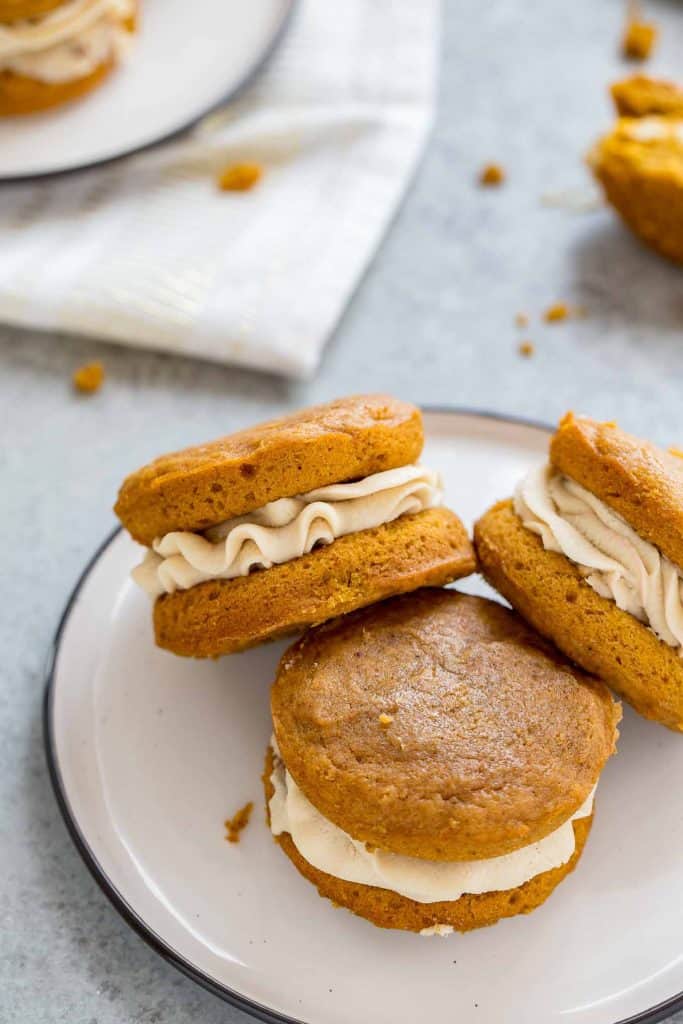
<box><xmin>0</xmin><ymin>0</ymin><xmax>297</xmax><ymax>184</ymax></box>
<box><xmin>43</xmin><ymin>408</ymin><xmax>683</xmax><ymax>1024</ymax></box>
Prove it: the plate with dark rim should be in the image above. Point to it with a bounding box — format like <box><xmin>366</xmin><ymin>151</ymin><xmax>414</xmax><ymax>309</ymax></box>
<box><xmin>0</xmin><ymin>0</ymin><xmax>295</xmax><ymax>182</ymax></box>
<box><xmin>44</xmin><ymin>409</ymin><xmax>683</xmax><ymax>1024</ymax></box>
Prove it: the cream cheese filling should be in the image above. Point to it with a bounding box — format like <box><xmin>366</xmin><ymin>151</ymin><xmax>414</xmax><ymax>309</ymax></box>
<box><xmin>268</xmin><ymin>745</ymin><xmax>595</xmax><ymax>906</ymax></box>
<box><xmin>132</xmin><ymin>464</ymin><xmax>443</xmax><ymax>598</ymax></box>
<box><xmin>0</xmin><ymin>0</ymin><xmax>134</xmax><ymax>83</ymax></box>
<box><xmin>515</xmin><ymin>464</ymin><xmax>683</xmax><ymax>652</ymax></box>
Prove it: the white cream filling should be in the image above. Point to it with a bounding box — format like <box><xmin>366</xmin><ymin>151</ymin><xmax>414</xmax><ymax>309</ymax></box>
<box><xmin>515</xmin><ymin>464</ymin><xmax>683</xmax><ymax>652</ymax></box>
<box><xmin>268</xmin><ymin>747</ymin><xmax>595</xmax><ymax>905</ymax></box>
<box><xmin>0</xmin><ymin>0</ymin><xmax>134</xmax><ymax>83</ymax></box>
<box><xmin>624</xmin><ymin>117</ymin><xmax>683</xmax><ymax>145</ymax></box>
<box><xmin>132</xmin><ymin>464</ymin><xmax>443</xmax><ymax>598</ymax></box>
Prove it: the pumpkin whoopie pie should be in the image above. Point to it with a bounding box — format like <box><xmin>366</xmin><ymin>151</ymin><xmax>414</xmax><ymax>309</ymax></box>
<box><xmin>0</xmin><ymin>0</ymin><xmax>137</xmax><ymax>117</ymax></box>
<box><xmin>475</xmin><ymin>412</ymin><xmax>683</xmax><ymax>731</ymax></box>
<box><xmin>589</xmin><ymin>113</ymin><xmax>683</xmax><ymax>265</ymax></box>
<box><xmin>265</xmin><ymin>589</ymin><xmax>619</xmax><ymax>934</ymax></box>
<box><xmin>116</xmin><ymin>395</ymin><xmax>476</xmax><ymax>658</ymax></box>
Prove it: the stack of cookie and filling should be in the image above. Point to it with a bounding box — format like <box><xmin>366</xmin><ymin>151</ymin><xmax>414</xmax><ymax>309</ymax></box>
<box><xmin>0</xmin><ymin>0</ymin><xmax>136</xmax><ymax>115</ymax></box>
<box><xmin>476</xmin><ymin>412</ymin><xmax>683</xmax><ymax>732</ymax></box>
<box><xmin>265</xmin><ymin>591</ymin><xmax>619</xmax><ymax>934</ymax></box>
<box><xmin>117</xmin><ymin>396</ymin><xmax>476</xmax><ymax>657</ymax></box>
<box><xmin>591</xmin><ymin>74</ymin><xmax>683</xmax><ymax>265</ymax></box>
<box><xmin>115</xmin><ymin>397</ymin><xmax>632</xmax><ymax>934</ymax></box>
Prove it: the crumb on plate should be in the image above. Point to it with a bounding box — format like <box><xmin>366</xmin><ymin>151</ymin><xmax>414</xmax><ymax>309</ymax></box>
<box><xmin>515</xmin><ymin>312</ymin><xmax>529</xmax><ymax>328</ymax></box>
<box><xmin>73</xmin><ymin>362</ymin><xmax>104</xmax><ymax>394</ymax></box>
<box><xmin>518</xmin><ymin>341</ymin><xmax>535</xmax><ymax>358</ymax></box>
<box><xmin>479</xmin><ymin>163</ymin><xmax>505</xmax><ymax>186</ymax></box>
<box><xmin>622</xmin><ymin>4</ymin><xmax>658</xmax><ymax>61</ymax></box>
<box><xmin>225</xmin><ymin>801</ymin><xmax>254</xmax><ymax>843</ymax></box>
<box><xmin>218</xmin><ymin>163</ymin><xmax>263</xmax><ymax>192</ymax></box>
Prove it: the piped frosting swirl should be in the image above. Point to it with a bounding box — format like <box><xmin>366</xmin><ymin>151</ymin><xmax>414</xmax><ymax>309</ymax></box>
<box><xmin>133</xmin><ymin>464</ymin><xmax>443</xmax><ymax>598</ymax></box>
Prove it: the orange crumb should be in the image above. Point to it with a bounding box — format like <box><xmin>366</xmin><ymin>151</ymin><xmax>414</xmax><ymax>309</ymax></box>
<box><xmin>73</xmin><ymin>361</ymin><xmax>104</xmax><ymax>394</ymax></box>
<box><xmin>518</xmin><ymin>341</ymin><xmax>535</xmax><ymax>358</ymax></box>
<box><xmin>669</xmin><ymin>446</ymin><xmax>683</xmax><ymax>460</ymax></box>
<box><xmin>544</xmin><ymin>302</ymin><xmax>570</xmax><ymax>323</ymax></box>
<box><xmin>378</xmin><ymin>713</ymin><xmax>394</xmax><ymax>727</ymax></box>
<box><xmin>224</xmin><ymin>801</ymin><xmax>253</xmax><ymax>843</ymax></box>
<box><xmin>622</xmin><ymin>4</ymin><xmax>657</xmax><ymax>60</ymax></box>
<box><xmin>479</xmin><ymin>163</ymin><xmax>505</xmax><ymax>186</ymax></box>
<box><xmin>217</xmin><ymin>162</ymin><xmax>263</xmax><ymax>192</ymax></box>
<box><xmin>515</xmin><ymin>312</ymin><xmax>529</xmax><ymax>328</ymax></box>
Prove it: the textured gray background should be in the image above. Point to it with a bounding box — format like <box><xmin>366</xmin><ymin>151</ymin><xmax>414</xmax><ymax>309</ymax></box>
<box><xmin>2</xmin><ymin>0</ymin><xmax>683</xmax><ymax>1021</ymax></box>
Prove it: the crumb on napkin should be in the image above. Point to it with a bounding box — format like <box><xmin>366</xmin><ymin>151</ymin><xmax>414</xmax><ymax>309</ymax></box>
<box><xmin>518</xmin><ymin>341</ymin><xmax>535</xmax><ymax>358</ymax></box>
<box><xmin>73</xmin><ymin>362</ymin><xmax>104</xmax><ymax>394</ymax></box>
<box><xmin>479</xmin><ymin>163</ymin><xmax>505</xmax><ymax>186</ymax></box>
<box><xmin>225</xmin><ymin>801</ymin><xmax>254</xmax><ymax>843</ymax></box>
<box><xmin>622</xmin><ymin>4</ymin><xmax>658</xmax><ymax>60</ymax></box>
<box><xmin>515</xmin><ymin>312</ymin><xmax>529</xmax><ymax>328</ymax></box>
<box><xmin>218</xmin><ymin>163</ymin><xmax>263</xmax><ymax>192</ymax></box>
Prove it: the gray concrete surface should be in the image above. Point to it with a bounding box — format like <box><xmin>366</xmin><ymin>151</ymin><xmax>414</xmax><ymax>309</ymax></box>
<box><xmin>2</xmin><ymin>0</ymin><xmax>683</xmax><ymax>1020</ymax></box>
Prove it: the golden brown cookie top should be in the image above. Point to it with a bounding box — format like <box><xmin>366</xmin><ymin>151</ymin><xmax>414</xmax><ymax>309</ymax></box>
<box><xmin>612</xmin><ymin>75</ymin><xmax>683</xmax><ymax>118</ymax></box>
<box><xmin>115</xmin><ymin>394</ymin><xmax>423</xmax><ymax>547</ymax></box>
<box><xmin>271</xmin><ymin>590</ymin><xmax>619</xmax><ymax>862</ymax></box>
<box><xmin>0</xmin><ymin>0</ymin><xmax>64</xmax><ymax>21</ymax></box>
<box><xmin>551</xmin><ymin>412</ymin><xmax>683</xmax><ymax>571</ymax></box>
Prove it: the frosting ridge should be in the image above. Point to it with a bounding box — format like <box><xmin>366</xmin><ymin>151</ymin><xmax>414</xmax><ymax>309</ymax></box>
<box><xmin>514</xmin><ymin>464</ymin><xmax>683</xmax><ymax>651</ymax></box>
<box><xmin>133</xmin><ymin>465</ymin><xmax>443</xmax><ymax>597</ymax></box>
<box><xmin>0</xmin><ymin>0</ymin><xmax>134</xmax><ymax>83</ymax></box>
<box><xmin>268</xmin><ymin>746</ymin><xmax>594</xmax><ymax>905</ymax></box>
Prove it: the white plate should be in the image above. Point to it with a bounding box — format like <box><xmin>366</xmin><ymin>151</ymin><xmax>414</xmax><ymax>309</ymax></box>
<box><xmin>45</xmin><ymin>410</ymin><xmax>683</xmax><ymax>1024</ymax></box>
<box><xmin>0</xmin><ymin>0</ymin><xmax>294</xmax><ymax>180</ymax></box>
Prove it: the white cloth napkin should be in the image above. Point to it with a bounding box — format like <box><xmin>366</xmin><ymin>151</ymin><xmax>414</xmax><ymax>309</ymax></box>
<box><xmin>0</xmin><ymin>1</ymin><xmax>437</xmax><ymax>378</ymax></box>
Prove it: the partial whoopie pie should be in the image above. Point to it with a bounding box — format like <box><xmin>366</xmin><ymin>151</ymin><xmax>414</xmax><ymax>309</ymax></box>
<box><xmin>265</xmin><ymin>589</ymin><xmax>619</xmax><ymax>933</ymax></box>
<box><xmin>0</xmin><ymin>0</ymin><xmax>137</xmax><ymax>117</ymax></box>
<box><xmin>116</xmin><ymin>395</ymin><xmax>476</xmax><ymax>657</ymax></box>
<box><xmin>475</xmin><ymin>412</ymin><xmax>683</xmax><ymax>731</ymax></box>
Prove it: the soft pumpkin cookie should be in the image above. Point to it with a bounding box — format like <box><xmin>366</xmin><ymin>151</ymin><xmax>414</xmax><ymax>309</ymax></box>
<box><xmin>612</xmin><ymin>75</ymin><xmax>683</xmax><ymax>118</ymax></box>
<box><xmin>475</xmin><ymin>413</ymin><xmax>683</xmax><ymax>731</ymax></box>
<box><xmin>117</xmin><ymin>396</ymin><xmax>476</xmax><ymax>658</ymax></box>
<box><xmin>265</xmin><ymin>590</ymin><xmax>618</xmax><ymax>932</ymax></box>
<box><xmin>589</xmin><ymin>115</ymin><xmax>683</xmax><ymax>264</ymax></box>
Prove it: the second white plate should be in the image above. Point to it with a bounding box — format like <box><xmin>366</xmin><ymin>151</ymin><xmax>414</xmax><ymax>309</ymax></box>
<box><xmin>45</xmin><ymin>410</ymin><xmax>683</xmax><ymax>1024</ymax></box>
<box><xmin>0</xmin><ymin>0</ymin><xmax>294</xmax><ymax>179</ymax></box>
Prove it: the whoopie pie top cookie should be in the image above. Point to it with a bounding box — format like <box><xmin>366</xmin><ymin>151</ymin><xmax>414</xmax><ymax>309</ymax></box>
<box><xmin>116</xmin><ymin>395</ymin><xmax>476</xmax><ymax>657</ymax></box>
<box><xmin>271</xmin><ymin>589</ymin><xmax>620</xmax><ymax>863</ymax></box>
<box><xmin>0</xmin><ymin>0</ymin><xmax>64</xmax><ymax>21</ymax></box>
<box><xmin>116</xmin><ymin>394</ymin><xmax>424</xmax><ymax>548</ymax></box>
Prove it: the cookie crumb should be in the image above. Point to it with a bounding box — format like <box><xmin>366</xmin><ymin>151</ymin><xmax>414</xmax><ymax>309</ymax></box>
<box><xmin>479</xmin><ymin>163</ymin><xmax>505</xmax><ymax>186</ymax></box>
<box><xmin>515</xmin><ymin>312</ymin><xmax>529</xmax><ymax>328</ymax></box>
<box><xmin>378</xmin><ymin>713</ymin><xmax>393</xmax><ymax>727</ymax></box>
<box><xmin>73</xmin><ymin>361</ymin><xmax>104</xmax><ymax>394</ymax></box>
<box><xmin>225</xmin><ymin>801</ymin><xmax>253</xmax><ymax>843</ymax></box>
<box><xmin>669</xmin><ymin>446</ymin><xmax>683</xmax><ymax>460</ymax></box>
<box><xmin>622</xmin><ymin>4</ymin><xmax>657</xmax><ymax>61</ymax></box>
<box><xmin>518</xmin><ymin>341</ymin><xmax>535</xmax><ymax>358</ymax></box>
<box><xmin>544</xmin><ymin>302</ymin><xmax>569</xmax><ymax>323</ymax></box>
<box><xmin>218</xmin><ymin>162</ymin><xmax>263</xmax><ymax>192</ymax></box>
